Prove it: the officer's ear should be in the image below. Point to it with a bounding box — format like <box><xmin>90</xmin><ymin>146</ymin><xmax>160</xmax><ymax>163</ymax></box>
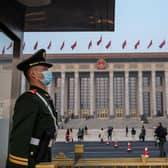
<box><xmin>29</xmin><ymin>66</ymin><xmax>43</xmax><ymax>80</ymax></box>
<box><xmin>28</xmin><ymin>67</ymin><xmax>37</xmax><ymax>80</ymax></box>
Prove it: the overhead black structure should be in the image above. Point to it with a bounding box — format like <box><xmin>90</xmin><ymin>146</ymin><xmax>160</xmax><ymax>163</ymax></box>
<box><xmin>24</xmin><ymin>0</ymin><xmax>115</xmax><ymax>32</ymax></box>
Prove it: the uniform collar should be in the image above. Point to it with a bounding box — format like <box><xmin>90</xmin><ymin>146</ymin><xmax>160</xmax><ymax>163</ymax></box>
<box><xmin>30</xmin><ymin>85</ymin><xmax>49</xmax><ymax>97</ymax></box>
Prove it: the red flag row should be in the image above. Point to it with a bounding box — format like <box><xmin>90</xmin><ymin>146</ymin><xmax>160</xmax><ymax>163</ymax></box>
<box><xmin>31</xmin><ymin>39</ymin><xmax>167</xmax><ymax>50</ymax></box>
<box><xmin>1</xmin><ymin>39</ymin><xmax>168</xmax><ymax>54</ymax></box>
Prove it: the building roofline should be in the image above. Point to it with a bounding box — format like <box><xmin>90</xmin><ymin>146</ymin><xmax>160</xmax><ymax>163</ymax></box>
<box><xmin>44</xmin><ymin>52</ymin><xmax>168</xmax><ymax>59</ymax></box>
<box><xmin>1</xmin><ymin>52</ymin><xmax>168</xmax><ymax>63</ymax></box>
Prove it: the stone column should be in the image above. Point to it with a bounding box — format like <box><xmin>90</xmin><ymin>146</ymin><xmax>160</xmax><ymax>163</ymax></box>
<box><xmin>125</xmin><ymin>71</ymin><xmax>129</xmax><ymax>117</ymax></box>
<box><xmin>21</xmin><ymin>74</ymin><xmax>26</xmax><ymax>94</ymax></box>
<box><xmin>151</xmin><ymin>71</ymin><xmax>157</xmax><ymax>116</ymax></box>
<box><xmin>74</xmin><ymin>71</ymin><xmax>80</xmax><ymax>118</ymax></box>
<box><xmin>64</xmin><ymin>77</ymin><xmax>68</xmax><ymax>117</ymax></box>
<box><xmin>109</xmin><ymin>71</ymin><xmax>114</xmax><ymax>117</ymax></box>
<box><xmin>165</xmin><ymin>71</ymin><xmax>168</xmax><ymax>116</ymax></box>
<box><xmin>48</xmin><ymin>73</ymin><xmax>55</xmax><ymax>100</ymax></box>
<box><xmin>138</xmin><ymin>71</ymin><xmax>143</xmax><ymax>116</ymax></box>
<box><xmin>61</xmin><ymin>72</ymin><xmax>65</xmax><ymax>117</ymax></box>
<box><xmin>90</xmin><ymin>71</ymin><xmax>95</xmax><ymax>117</ymax></box>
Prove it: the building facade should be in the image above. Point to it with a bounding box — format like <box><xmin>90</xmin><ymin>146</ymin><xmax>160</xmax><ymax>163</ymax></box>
<box><xmin>1</xmin><ymin>52</ymin><xmax>168</xmax><ymax>120</ymax></box>
<box><xmin>45</xmin><ymin>53</ymin><xmax>168</xmax><ymax>119</ymax></box>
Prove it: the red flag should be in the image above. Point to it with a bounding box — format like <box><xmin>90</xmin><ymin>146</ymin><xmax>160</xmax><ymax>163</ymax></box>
<box><xmin>105</xmin><ymin>40</ymin><xmax>111</xmax><ymax>49</ymax></box>
<box><xmin>97</xmin><ymin>36</ymin><xmax>102</xmax><ymax>46</ymax></box>
<box><xmin>134</xmin><ymin>40</ymin><xmax>140</xmax><ymax>49</ymax></box>
<box><xmin>23</xmin><ymin>42</ymin><xmax>25</xmax><ymax>50</ymax></box>
<box><xmin>147</xmin><ymin>40</ymin><xmax>152</xmax><ymax>48</ymax></box>
<box><xmin>60</xmin><ymin>41</ymin><xmax>65</xmax><ymax>50</ymax></box>
<box><xmin>122</xmin><ymin>40</ymin><xmax>127</xmax><ymax>49</ymax></box>
<box><xmin>6</xmin><ymin>42</ymin><xmax>13</xmax><ymax>50</ymax></box>
<box><xmin>88</xmin><ymin>40</ymin><xmax>92</xmax><ymax>49</ymax></box>
<box><xmin>33</xmin><ymin>41</ymin><xmax>38</xmax><ymax>50</ymax></box>
<box><xmin>2</xmin><ymin>46</ymin><xmax>5</xmax><ymax>55</ymax></box>
<box><xmin>47</xmin><ymin>41</ymin><xmax>52</xmax><ymax>49</ymax></box>
<box><xmin>159</xmin><ymin>40</ymin><xmax>166</xmax><ymax>48</ymax></box>
<box><xmin>71</xmin><ymin>41</ymin><xmax>77</xmax><ymax>50</ymax></box>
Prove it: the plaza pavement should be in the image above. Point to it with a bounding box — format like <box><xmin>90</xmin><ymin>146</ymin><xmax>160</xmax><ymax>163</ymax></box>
<box><xmin>56</xmin><ymin>128</ymin><xmax>157</xmax><ymax>142</ymax></box>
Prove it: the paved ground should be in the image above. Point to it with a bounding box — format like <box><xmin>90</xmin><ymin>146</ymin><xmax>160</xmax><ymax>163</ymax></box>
<box><xmin>52</xmin><ymin>141</ymin><xmax>168</xmax><ymax>159</ymax></box>
<box><xmin>54</xmin><ymin>129</ymin><xmax>168</xmax><ymax>159</ymax></box>
<box><xmin>56</xmin><ymin>128</ymin><xmax>157</xmax><ymax>142</ymax></box>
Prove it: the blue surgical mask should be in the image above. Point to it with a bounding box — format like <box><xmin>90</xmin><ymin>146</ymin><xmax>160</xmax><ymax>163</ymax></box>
<box><xmin>40</xmin><ymin>71</ymin><xmax>53</xmax><ymax>85</ymax></box>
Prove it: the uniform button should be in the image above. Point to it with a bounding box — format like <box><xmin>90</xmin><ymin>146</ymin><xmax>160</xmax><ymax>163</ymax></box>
<box><xmin>30</xmin><ymin>152</ymin><xmax>34</xmax><ymax>156</ymax></box>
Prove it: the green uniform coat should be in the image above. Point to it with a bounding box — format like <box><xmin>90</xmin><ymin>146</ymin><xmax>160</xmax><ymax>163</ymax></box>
<box><xmin>6</xmin><ymin>85</ymin><xmax>57</xmax><ymax>168</ymax></box>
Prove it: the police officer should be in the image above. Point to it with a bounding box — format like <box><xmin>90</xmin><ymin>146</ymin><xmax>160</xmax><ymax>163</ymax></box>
<box><xmin>155</xmin><ymin>122</ymin><xmax>167</xmax><ymax>157</ymax></box>
<box><xmin>6</xmin><ymin>49</ymin><xmax>58</xmax><ymax>168</ymax></box>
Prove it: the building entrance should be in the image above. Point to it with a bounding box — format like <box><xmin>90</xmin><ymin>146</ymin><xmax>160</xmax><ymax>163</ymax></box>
<box><xmin>95</xmin><ymin>72</ymin><xmax>109</xmax><ymax>118</ymax></box>
<box><xmin>114</xmin><ymin>72</ymin><xmax>125</xmax><ymax>118</ymax></box>
<box><xmin>80</xmin><ymin>73</ymin><xmax>90</xmax><ymax>118</ymax></box>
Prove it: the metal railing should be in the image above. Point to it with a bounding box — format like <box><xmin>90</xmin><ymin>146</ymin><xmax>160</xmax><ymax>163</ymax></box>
<box><xmin>36</xmin><ymin>144</ymin><xmax>168</xmax><ymax>168</ymax></box>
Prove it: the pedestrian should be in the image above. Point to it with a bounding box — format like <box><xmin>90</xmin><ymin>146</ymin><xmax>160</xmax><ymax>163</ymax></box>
<box><xmin>99</xmin><ymin>128</ymin><xmax>105</xmax><ymax>143</ymax></box>
<box><xmin>154</xmin><ymin>122</ymin><xmax>167</xmax><ymax>157</ymax></box>
<box><xmin>65</xmin><ymin>129</ymin><xmax>70</xmax><ymax>143</ymax></box>
<box><xmin>77</xmin><ymin>128</ymin><xmax>83</xmax><ymax>142</ymax></box>
<box><xmin>81</xmin><ymin>128</ymin><xmax>84</xmax><ymax>141</ymax></box>
<box><xmin>139</xmin><ymin>125</ymin><xmax>146</xmax><ymax>142</ymax></box>
<box><xmin>131</xmin><ymin>127</ymin><xmax>136</xmax><ymax>140</ymax></box>
<box><xmin>154</xmin><ymin>126</ymin><xmax>159</xmax><ymax>147</ymax></box>
<box><xmin>69</xmin><ymin>128</ymin><xmax>74</xmax><ymax>142</ymax></box>
<box><xmin>107</xmin><ymin>126</ymin><xmax>113</xmax><ymax>142</ymax></box>
<box><xmin>6</xmin><ymin>49</ymin><xmax>58</xmax><ymax>168</ymax></box>
<box><xmin>126</xmin><ymin>126</ymin><xmax>129</xmax><ymax>137</ymax></box>
<box><xmin>84</xmin><ymin>125</ymin><xmax>88</xmax><ymax>135</ymax></box>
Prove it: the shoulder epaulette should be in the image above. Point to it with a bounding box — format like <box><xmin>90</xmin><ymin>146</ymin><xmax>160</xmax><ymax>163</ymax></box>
<box><xmin>27</xmin><ymin>89</ymin><xmax>37</xmax><ymax>94</ymax></box>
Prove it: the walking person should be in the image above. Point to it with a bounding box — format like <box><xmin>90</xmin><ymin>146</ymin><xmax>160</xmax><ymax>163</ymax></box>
<box><xmin>139</xmin><ymin>125</ymin><xmax>146</xmax><ymax>142</ymax></box>
<box><xmin>77</xmin><ymin>128</ymin><xmax>83</xmax><ymax>142</ymax></box>
<box><xmin>126</xmin><ymin>126</ymin><xmax>129</xmax><ymax>137</ymax></box>
<box><xmin>6</xmin><ymin>49</ymin><xmax>58</xmax><ymax>168</ymax></box>
<box><xmin>155</xmin><ymin>122</ymin><xmax>167</xmax><ymax>157</ymax></box>
<box><xmin>99</xmin><ymin>128</ymin><xmax>105</xmax><ymax>143</ymax></box>
<box><xmin>65</xmin><ymin>129</ymin><xmax>70</xmax><ymax>143</ymax></box>
<box><xmin>81</xmin><ymin>128</ymin><xmax>84</xmax><ymax>141</ymax></box>
<box><xmin>69</xmin><ymin>128</ymin><xmax>74</xmax><ymax>142</ymax></box>
<box><xmin>131</xmin><ymin>127</ymin><xmax>136</xmax><ymax>140</ymax></box>
<box><xmin>84</xmin><ymin>125</ymin><xmax>88</xmax><ymax>135</ymax></box>
<box><xmin>107</xmin><ymin>126</ymin><xmax>113</xmax><ymax>142</ymax></box>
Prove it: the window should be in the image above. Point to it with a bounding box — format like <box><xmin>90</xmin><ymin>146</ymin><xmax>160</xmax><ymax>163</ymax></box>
<box><xmin>143</xmin><ymin>72</ymin><xmax>150</xmax><ymax>87</ymax></box>
<box><xmin>80</xmin><ymin>76</ymin><xmax>90</xmax><ymax>109</ymax></box>
<box><xmin>95</xmin><ymin>73</ymin><xmax>109</xmax><ymax>111</ymax></box>
<box><xmin>156</xmin><ymin>92</ymin><xmax>163</xmax><ymax>116</ymax></box>
<box><xmin>129</xmin><ymin>73</ymin><xmax>138</xmax><ymax>116</ymax></box>
<box><xmin>156</xmin><ymin>72</ymin><xmax>163</xmax><ymax>87</ymax></box>
<box><xmin>143</xmin><ymin>92</ymin><xmax>150</xmax><ymax>117</ymax></box>
<box><xmin>114</xmin><ymin>72</ymin><xmax>125</xmax><ymax>117</ymax></box>
<box><xmin>67</xmin><ymin>76</ymin><xmax>75</xmax><ymax>113</ymax></box>
<box><xmin>155</xmin><ymin>72</ymin><xmax>164</xmax><ymax>116</ymax></box>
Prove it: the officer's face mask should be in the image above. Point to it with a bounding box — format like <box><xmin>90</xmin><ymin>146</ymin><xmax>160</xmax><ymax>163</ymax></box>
<box><xmin>40</xmin><ymin>70</ymin><xmax>53</xmax><ymax>85</ymax></box>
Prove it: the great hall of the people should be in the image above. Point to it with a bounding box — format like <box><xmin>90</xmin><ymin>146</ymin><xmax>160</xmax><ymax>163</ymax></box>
<box><xmin>6</xmin><ymin>52</ymin><xmax>167</xmax><ymax>119</ymax></box>
<box><xmin>1</xmin><ymin>52</ymin><xmax>168</xmax><ymax>119</ymax></box>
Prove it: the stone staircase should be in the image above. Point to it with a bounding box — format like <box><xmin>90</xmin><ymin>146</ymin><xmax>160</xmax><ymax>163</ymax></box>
<box><xmin>63</xmin><ymin>117</ymin><xmax>168</xmax><ymax>129</ymax></box>
<box><xmin>146</xmin><ymin>117</ymin><xmax>168</xmax><ymax>128</ymax></box>
<box><xmin>63</xmin><ymin>118</ymin><xmax>141</xmax><ymax>129</ymax></box>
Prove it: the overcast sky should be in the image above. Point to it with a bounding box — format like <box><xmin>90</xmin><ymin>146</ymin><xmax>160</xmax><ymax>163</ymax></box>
<box><xmin>1</xmin><ymin>0</ymin><xmax>168</xmax><ymax>54</ymax></box>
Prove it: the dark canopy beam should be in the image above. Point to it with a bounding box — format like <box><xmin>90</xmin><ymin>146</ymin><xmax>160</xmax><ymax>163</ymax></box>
<box><xmin>23</xmin><ymin>0</ymin><xmax>115</xmax><ymax>32</ymax></box>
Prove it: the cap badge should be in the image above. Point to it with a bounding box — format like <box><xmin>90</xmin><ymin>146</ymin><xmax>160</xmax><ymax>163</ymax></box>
<box><xmin>43</xmin><ymin>52</ymin><xmax>46</xmax><ymax>58</ymax></box>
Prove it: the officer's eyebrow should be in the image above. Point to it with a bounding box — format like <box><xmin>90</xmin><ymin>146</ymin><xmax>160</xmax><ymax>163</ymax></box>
<box><xmin>30</xmin><ymin>66</ymin><xmax>40</xmax><ymax>72</ymax></box>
